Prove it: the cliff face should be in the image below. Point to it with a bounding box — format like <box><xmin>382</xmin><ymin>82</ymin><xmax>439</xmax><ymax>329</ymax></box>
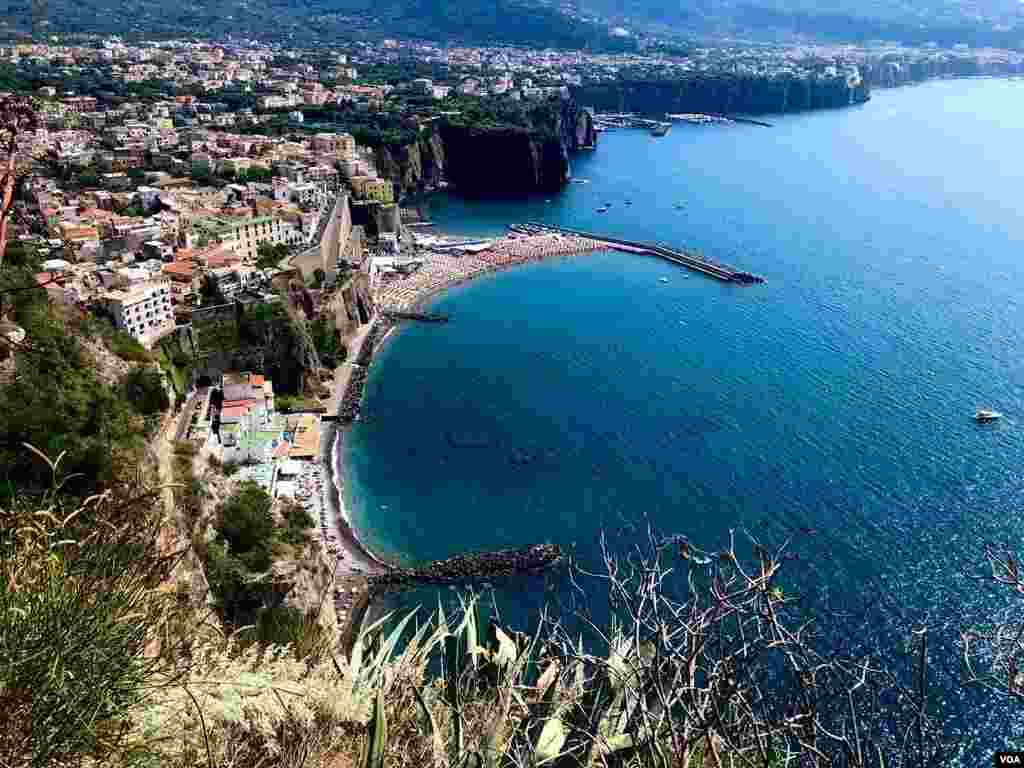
<box><xmin>574</xmin><ymin>76</ymin><xmax>870</xmax><ymax>116</ymax></box>
<box><xmin>376</xmin><ymin>100</ymin><xmax>597</xmax><ymax>199</ymax></box>
<box><xmin>373</xmin><ymin>131</ymin><xmax>446</xmax><ymax>197</ymax></box>
<box><xmin>438</xmin><ymin>124</ymin><xmax>569</xmax><ymax>196</ymax></box>
<box><xmin>326</xmin><ymin>273</ymin><xmax>375</xmax><ymax>339</ymax></box>
<box><xmin>863</xmin><ymin>57</ymin><xmax>1024</xmax><ymax>88</ymax></box>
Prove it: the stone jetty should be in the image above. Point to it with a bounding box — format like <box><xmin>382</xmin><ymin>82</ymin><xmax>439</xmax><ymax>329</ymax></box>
<box><xmin>370</xmin><ymin>543</ymin><xmax>563</xmax><ymax>589</ymax></box>
<box><xmin>335</xmin><ymin>318</ymin><xmax>393</xmax><ymax>424</ymax></box>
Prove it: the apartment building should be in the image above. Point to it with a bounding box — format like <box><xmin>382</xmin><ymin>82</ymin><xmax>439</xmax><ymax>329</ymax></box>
<box><xmin>349</xmin><ymin>176</ymin><xmax>394</xmax><ymax>204</ymax></box>
<box><xmin>101</xmin><ymin>277</ymin><xmax>174</xmax><ymax>347</ymax></box>
<box><xmin>191</xmin><ymin>215</ymin><xmax>300</xmax><ymax>260</ymax></box>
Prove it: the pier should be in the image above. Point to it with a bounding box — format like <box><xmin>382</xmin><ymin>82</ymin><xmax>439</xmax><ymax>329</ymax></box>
<box><xmin>382</xmin><ymin>310</ymin><xmax>449</xmax><ymax>323</ymax></box>
<box><xmin>516</xmin><ymin>223</ymin><xmax>765</xmax><ymax>284</ymax></box>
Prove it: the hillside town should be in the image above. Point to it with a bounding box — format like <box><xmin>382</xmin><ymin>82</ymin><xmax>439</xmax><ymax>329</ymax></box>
<box><xmin>1</xmin><ymin>34</ymin><xmax>1021</xmax><ymax>339</ymax></box>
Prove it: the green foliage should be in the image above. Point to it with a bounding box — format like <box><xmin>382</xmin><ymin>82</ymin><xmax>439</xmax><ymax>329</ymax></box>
<box><xmin>0</xmin><ymin>454</ymin><xmax>174</xmax><ymax>766</ymax></box>
<box><xmin>255</xmin><ymin>241</ymin><xmax>290</xmax><ymax>270</ymax></box>
<box><xmin>204</xmin><ymin>539</ymin><xmax>268</xmax><ymax>625</ymax></box>
<box><xmin>235</xmin><ymin>166</ymin><xmax>273</xmax><ymax>184</ymax></box>
<box><xmin>279</xmin><ymin>500</ymin><xmax>313</xmax><ymax>545</ymax></box>
<box><xmin>0</xmin><ymin>297</ymin><xmax>146</xmax><ymax>492</ymax></box>
<box><xmin>3</xmin><ymin>239</ymin><xmax>41</xmax><ymax>270</ymax></box>
<box><xmin>274</xmin><ymin>394</ymin><xmax>319</xmax><ymax>413</ymax></box>
<box><xmin>107</xmin><ymin>329</ymin><xmax>152</xmax><ymax>362</ymax></box>
<box><xmin>122</xmin><ymin>367</ymin><xmax>170</xmax><ymax>416</ymax></box>
<box><xmin>215</xmin><ymin>481</ymin><xmax>275</xmax><ymax>568</ymax></box>
<box><xmin>206</xmin><ymin>482</ymin><xmax>315</xmax><ymax>629</ymax></box>
<box><xmin>77</xmin><ymin>167</ymin><xmax>100</xmax><ymax>188</ymax></box>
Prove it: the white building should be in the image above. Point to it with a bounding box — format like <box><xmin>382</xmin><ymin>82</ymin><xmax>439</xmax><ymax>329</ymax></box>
<box><xmin>101</xmin><ymin>278</ymin><xmax>175</xmax><ymax>347</ymax></box>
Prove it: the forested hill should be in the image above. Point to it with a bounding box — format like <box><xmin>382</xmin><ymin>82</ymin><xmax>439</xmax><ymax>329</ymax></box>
<box><xmin>582</xmin><ymin>0</ymin><xmax>1024</xmax><ymax>48</ymax></box>
<box><xmin>6</xmin><ymin>0</ymin><xmax>636</xmax><ymax>50</ymax></box>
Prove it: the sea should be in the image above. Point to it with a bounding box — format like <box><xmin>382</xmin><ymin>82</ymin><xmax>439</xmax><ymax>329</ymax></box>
<box><xmin>343</xmin><ymin>78</ymin><xmax>1024</xmax><ymax>755</ymax></box>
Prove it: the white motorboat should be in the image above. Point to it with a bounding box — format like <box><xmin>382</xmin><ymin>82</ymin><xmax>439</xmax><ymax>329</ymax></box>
<box><xmin>975</xmin><ymin>409</ymin><xmax>1002</xmax><ymax>423</ymax></box>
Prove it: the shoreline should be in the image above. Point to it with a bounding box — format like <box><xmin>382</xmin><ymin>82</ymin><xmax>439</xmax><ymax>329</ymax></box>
<box><xmin>376</xmin><ymin>231</ymin><xmax>612</xmax><ymax>313</ymax></box>
<box><xmin>322</xmin><ymin>229</ymin><xmax>614</xmax><ymax>640</ymax></box>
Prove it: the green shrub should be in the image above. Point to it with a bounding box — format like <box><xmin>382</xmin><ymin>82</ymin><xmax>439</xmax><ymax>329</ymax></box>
<box><xmin>280</xmin><ymin>501</ymin><xmax>313</xmax><ymax>545</ymax></box>
<box><xmin>122</xmin><ymin>367</ymin><xmax>170</xmax><ymax>415</ymax></box>
<box><xmin>107</xmin><ymin>330</ymin><xmax>152</xmax><ymax>362</ymax></box>
<box><xmin>215</xmin><ymin>481</ymin><xmax>275</xmax><ymax>557</ymax></box>
<box><xmin>0</xmin><ymin>454</ymin><xmax>176</xmax><ymax>766</ymax></box>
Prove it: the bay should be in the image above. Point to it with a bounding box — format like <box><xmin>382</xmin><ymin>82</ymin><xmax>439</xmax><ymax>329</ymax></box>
<box><xmin>344</xmin><ymin>78</ymin><xmax>1024</xmax><ymax>752</ymax></box>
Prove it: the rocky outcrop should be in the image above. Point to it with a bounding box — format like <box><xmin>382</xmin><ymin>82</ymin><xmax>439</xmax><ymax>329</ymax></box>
<box><xmin>325</xmin><ymin>272</ymin><xmax>374</xmax><ymax>339</ymax></box>
<box><xmin>438</xmin><ymin>122</ymin><xmax>570</xmax><ymax>196</ymax></box>
<box><xmin>271</xmin><ymin>538</ymin><xmax>339</xmax><ymax>644</ymax></box>
<box><xmin>373</xmin><ymin>131</ymin><xmax>446</xmax><ymax>198</ymax></box>
<box><xmin>375</xmin><ymin>100</ymin><xmax>596</xmax><ymax>199</ymax></box>
<box><xmin>574</xmin><ymin>75</ymin><xmax>870</xmax><ymax>116</ymax></box>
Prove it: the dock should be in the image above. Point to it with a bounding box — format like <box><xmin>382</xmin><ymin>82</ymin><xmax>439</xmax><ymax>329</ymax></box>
<box><xmin>514</xmin><ymin>223</ymin><xmax>765</xmax><ymax>284</ymax></box>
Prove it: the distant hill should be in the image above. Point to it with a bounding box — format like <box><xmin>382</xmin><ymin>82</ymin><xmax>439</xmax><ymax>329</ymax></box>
<box><xmin>8</xmin><ymin>0</ymin><xmax>1024</xmax><ymax>49</ymax></box>
<box><xmin>5</xmin><ymin>0</ymin><xmax>636</xmax><ymax>50</ymax></box>
<box><xmin>583</xmin><ymin>0</ymin><xmax>1024</xmax><ymax>47</ymax></box>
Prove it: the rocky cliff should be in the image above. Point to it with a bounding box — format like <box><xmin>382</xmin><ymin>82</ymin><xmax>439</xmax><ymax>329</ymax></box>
<box><xmin>326</xmin><ymin>272</ymin><xmax>375</xmax><ymax>339</ymax></box>
<box><xmin>863</xmin><ymin>56</ymin><xmax>1024</xmax><ymax>88</ymax></box>
<box><xmin>373</xmin><ymin>131</ymin><xmax>446</xmax><ymax>197</ymax></box>
<box><xmin>375</xmin><ymin>99</ymin><xmax>597</xmax><ymax>199</ymax></box>
<box><xmin>574</xmin><ymin>75</ymin><xmax>870</xmax><ymax>116</ymax></box>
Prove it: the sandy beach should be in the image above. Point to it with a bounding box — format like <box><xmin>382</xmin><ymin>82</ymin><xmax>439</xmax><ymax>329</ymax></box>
<box><xmin>375</xmin><ymin>232</ymin><xmax>609</xmax><ymax>312</ymax></box>
<box><xmin>320</xmin><ymin>229</ymin><xmax>611</xmax><ymax>636</ymax></box>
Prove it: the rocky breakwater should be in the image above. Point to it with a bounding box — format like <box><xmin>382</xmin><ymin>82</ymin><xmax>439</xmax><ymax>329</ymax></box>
<box><xmin>370</xmin><ymin>543</ymin><xmax>563</xmax><ymax>590</ymax></box>
<box><xmin>575</xmin><ymin>73</ymin><xmax>870</xmax><ymax>115</ymax></box>
<box><xmin>337</xmin><ymin>317</ymin><xmax>393</xmax><ymax>423</ymax></box>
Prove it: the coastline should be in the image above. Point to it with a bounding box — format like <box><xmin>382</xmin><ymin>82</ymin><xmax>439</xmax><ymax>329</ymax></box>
<box><xmin>376</xmin><ymin>231</ymin><xmax>611</xmax><ymax>313</ymax></box>
<box><xmin>322</xmin><ymin>228</ymin><xmax>614</xmax><ymax>640</ymax></box>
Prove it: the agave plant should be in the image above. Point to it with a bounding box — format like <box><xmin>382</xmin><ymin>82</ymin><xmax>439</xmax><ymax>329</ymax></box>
<box><xmin>361</xmin><ymin>594</ymin><xmax>667</xmax><ymax>768</ymax></box>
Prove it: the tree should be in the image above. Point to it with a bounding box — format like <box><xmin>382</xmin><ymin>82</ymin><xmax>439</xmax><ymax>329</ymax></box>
<box><xmin>3</xmin><ymin>239</ymin><xmax>40</xmax><ymax>270</ymax></box>
<box><xmin>255</xmin><ymin>241</ymin><xmax>289</xmax><ymax>270</ymax></box>
<box><xmin>0</xmin><ymin>295</ymin><xmax>143</xmax><ymax>492</ymax></box>
<box><xmin>77</xmin><ymin>167</ymin><xmax>100</xmax><ymax>188</ymax></box>
<box><xmin>121</xmin><ymin>367</ymin><xmax>169</xmax><ymax>415</ymax></box>
<box><xmin>215</xmin><ymin>481</ymin><xmax>275</xmax><ymax>571</ymax></box>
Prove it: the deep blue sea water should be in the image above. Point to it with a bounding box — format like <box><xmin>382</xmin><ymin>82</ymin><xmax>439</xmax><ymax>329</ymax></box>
<box><xmin>344</xmin><ymin>78</ymin><xmax>1024</xmax><ymax>753</ymax></box>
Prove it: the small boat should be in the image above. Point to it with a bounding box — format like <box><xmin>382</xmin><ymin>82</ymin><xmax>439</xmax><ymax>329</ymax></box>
<box><xmin>625</xmin><ymin>200</ymin><xmax>633</xmax><ymax>205</ymax></box>
<box><xmin>659</xmin><ymin>277</ymin><xmax>669</xmax><ymax>283</ymax></box>
<box><xmin>975</xmin><ymin>409</ymin><xmax>1002</xmax><ymax>423</ymax></box>
<box><xmin>674</xmin><ymin>203</ymin><xmax>685</xmax><ymax>210</ymax></box>
<box><xmin>651</xmin><ymin>122</ymin><xmax>671</xmax><ymax>137</ymax></box>
<box><xmin>596</xmin><ymin>207</ymin><xmax>608</xmax><ymax>213</ymax></box>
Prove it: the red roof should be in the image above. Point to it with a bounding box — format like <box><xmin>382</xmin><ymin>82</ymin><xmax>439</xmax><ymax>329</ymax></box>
<box><xmin>222</xmin><ymin>398</ymin><xmax>258</xmax><ymax>410</ymax></box>
<box><xmin>221</xmin><ymin>404</ymin><xmax>250</xmax><ymax>418</ymax></box>
<box><xmin>163</xmin><ymin>261</ymin><xmax>195</xmax><ymax>279</ymax></box>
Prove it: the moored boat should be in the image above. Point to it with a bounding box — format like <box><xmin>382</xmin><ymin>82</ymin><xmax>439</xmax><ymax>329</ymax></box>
<box><xmin>975</xmin><ymin>409</ymin><xmax>1002</xmax><ymax>422</ymax></box>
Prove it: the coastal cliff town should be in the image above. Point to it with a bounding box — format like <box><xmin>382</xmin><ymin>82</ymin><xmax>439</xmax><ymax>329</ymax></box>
<box><xmin>6</xmin><ymin>21</ymin><xmax>1024</xmax><ymax>767</ymax></box>
<box><xmin>2</xmin><ymin>31</ymin><xmax>1023</xmax><ymax>636</ymax></box>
